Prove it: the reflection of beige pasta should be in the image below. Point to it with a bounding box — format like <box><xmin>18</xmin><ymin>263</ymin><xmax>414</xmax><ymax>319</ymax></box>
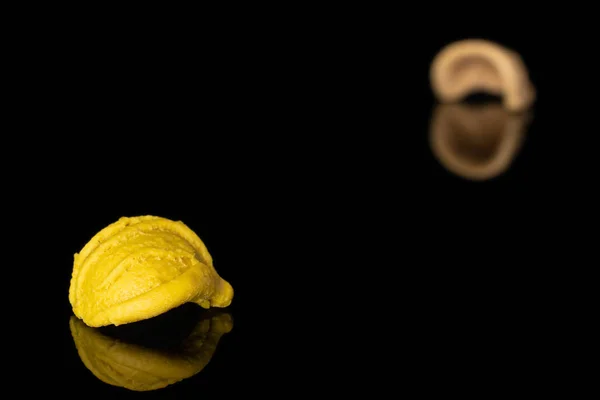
<box><xmin>430</xmin><ymin>39</ymin><xmax>535</xmax><ymax>112</ymax></box>
<box><xmin>429</xmin><ymin>103</ymin><xmax>531</xmax><ymax>181</ymax></box>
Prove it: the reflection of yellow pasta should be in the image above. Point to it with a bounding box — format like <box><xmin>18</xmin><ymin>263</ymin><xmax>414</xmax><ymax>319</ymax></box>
<box><xmin>69</xmin><ymin>311</ymin><xmax>233</xmax><ymax>391</ymax></box>
<box><xmin>429</xmin><ymin>103</ymin><xmax>531</xmax><ymax>181</ymax></box>
<box><xmin>69</xmin><ymin>216</ymin><xmax>233</xmax><ymax>327</ymax></box>
<box><xmin>430</xmin><ymin>39</ymin><xmax>535</xmax><ymax>112</ymax></box>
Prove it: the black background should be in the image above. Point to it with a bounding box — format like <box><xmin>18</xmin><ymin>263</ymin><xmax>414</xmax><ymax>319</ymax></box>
<box><xmin>7</xmin><ymin>6</ymin><xmax>581</xmax><ymax>396</ymax></box>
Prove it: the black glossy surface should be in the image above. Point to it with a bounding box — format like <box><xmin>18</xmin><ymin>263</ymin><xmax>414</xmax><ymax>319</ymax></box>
<box><xmin>10</xmin><ymin>14</ymin><xmax>573</xmax><ymax>396</ymax></box>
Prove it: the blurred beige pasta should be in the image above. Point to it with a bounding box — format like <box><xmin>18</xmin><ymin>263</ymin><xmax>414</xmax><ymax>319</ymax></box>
<box><xmin>430</xmin><ymin>39</ymin><xmax>535</xmax><ymax>112</ymax></box>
